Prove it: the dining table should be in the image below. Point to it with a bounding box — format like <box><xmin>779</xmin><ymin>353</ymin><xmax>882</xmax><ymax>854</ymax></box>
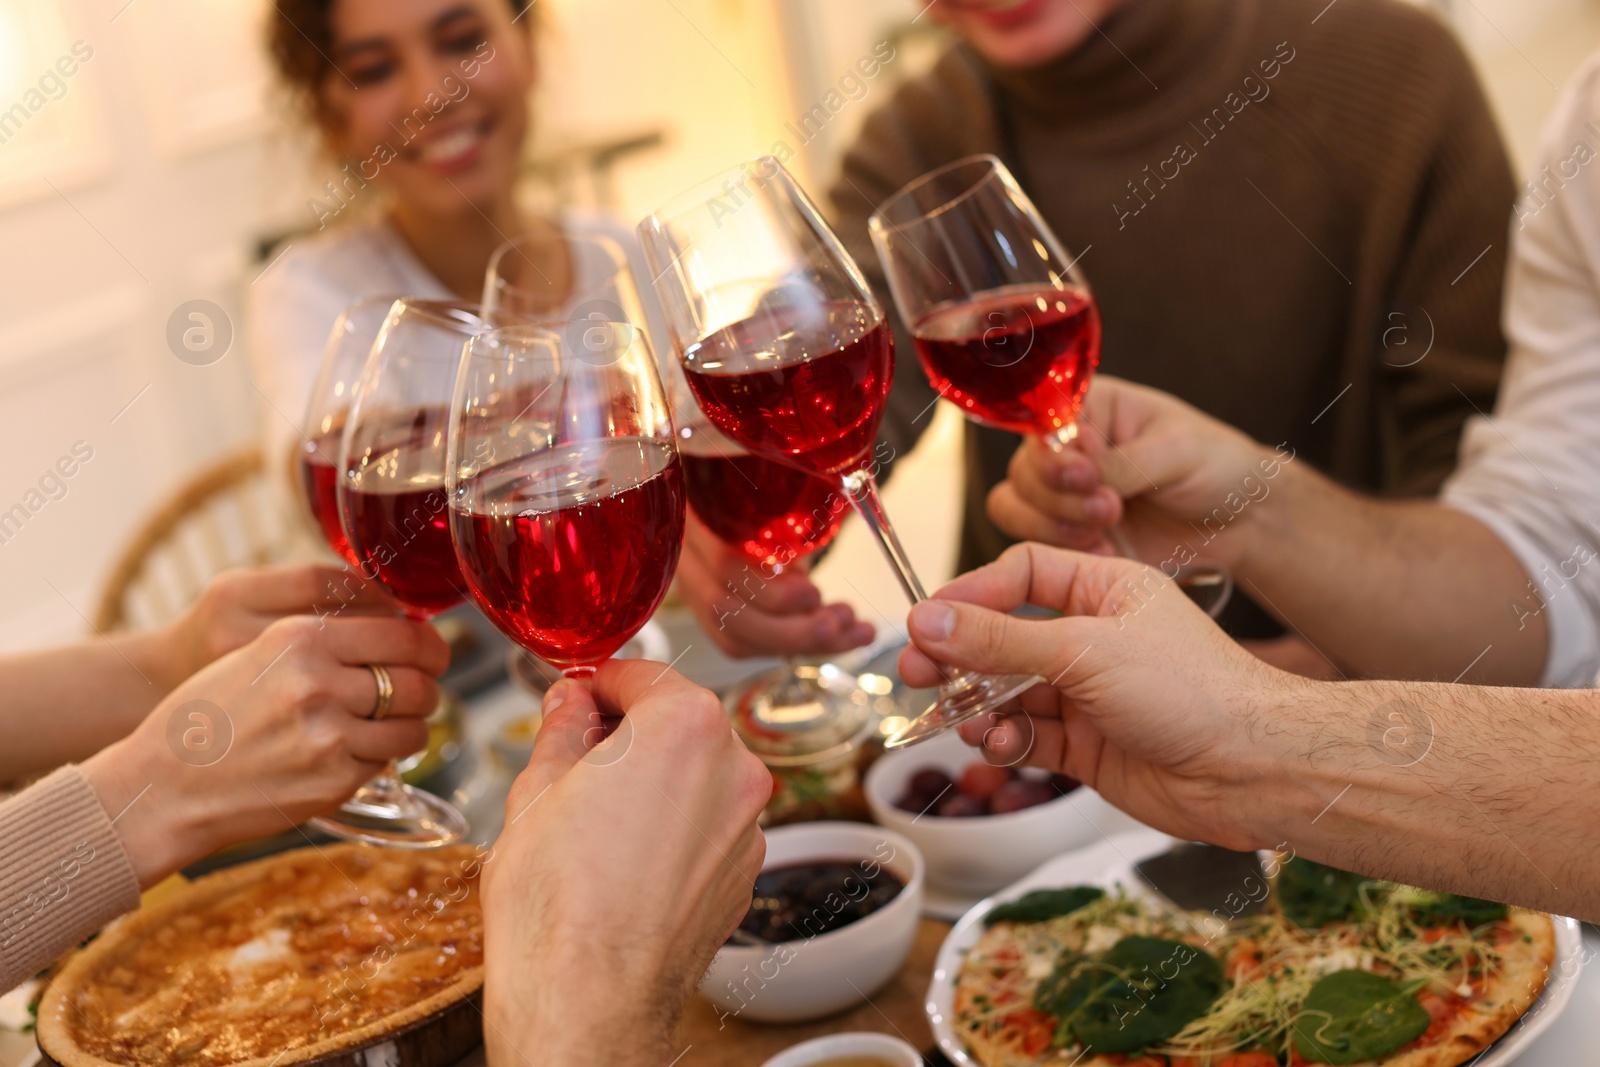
<box><xmin>3</xmin><ymin>610</ymin><xmax>1596</xmax><ymax>1067</ymax></box>
<box><xmin>450</xmin><ymin>620</ymin><xmax>1600</xmax><ymax>1067</ymax></box>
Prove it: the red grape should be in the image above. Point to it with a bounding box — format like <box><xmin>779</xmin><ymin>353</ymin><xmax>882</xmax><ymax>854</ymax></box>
<box><xmin>938</xmin><ymin>794</ymin><xmax>986</xmax><ymax>818</ymax></box>
<box><xmin>958</xmin><ymin>762</ymin><xmax>1015</xmax><ymax>802</ymax></box>
<box><xmin>990</xmin><ymin>779</ymin><xmax>1057</xmax><ymax>814</ymax></box>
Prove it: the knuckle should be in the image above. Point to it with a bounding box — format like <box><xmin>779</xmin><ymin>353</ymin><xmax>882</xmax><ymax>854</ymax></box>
<box><xmin>676</xmin><ymin>687</ymin><xmax>730</xmax><ymax>741</ymax></box>
<box><xmin>269</xmin><ymin>615</ymin><xmax>322</xmax><ymax>646</ymax></box>
<box><xmin>737</xmin><ymin>754</ymin><xmax>774</xmax><ymax>816</ymax></box>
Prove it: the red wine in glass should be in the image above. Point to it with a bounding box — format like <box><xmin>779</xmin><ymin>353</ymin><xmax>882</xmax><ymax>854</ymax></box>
<box><xmin>681</xmin><ymin>445</ymin><xmax>844</xmax><ymax>570</ymax></box>
<box><xmin>913</xmin><ymin>284</ymin><xmax>1101</xmax><ymax>437</ymax></box>
<box><xmin>341</xmin><ymin>405</ymin><xmax>467</xmax><ymax>619</ymax></box>
<box><xmin>451</xmin><ymin>437</ymin><xmax>685</xmax><ymax>673</ymax></box>
<box><xmin>343</xmin><ymin>481</ymin><xmax>466</xmax><ymax>619</ymax></box>
<box><xmin>682</xmin><ymin>305</ymin><xmax>893</xmax><ymax>477</ymax></box>
<box><xmin>298</xmin><ymin>433</ymin><xmax>357</xmax><ymax>566</ymax></box>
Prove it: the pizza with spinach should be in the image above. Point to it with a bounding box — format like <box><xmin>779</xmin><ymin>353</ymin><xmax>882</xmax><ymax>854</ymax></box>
<box><xmin>950</xmin><ymin>858</ymin><xmax>1555</xmax><ymax>1067</ymax></box>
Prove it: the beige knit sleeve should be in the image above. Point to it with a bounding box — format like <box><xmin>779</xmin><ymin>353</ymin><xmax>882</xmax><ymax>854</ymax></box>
<box><xmin>0</xmin><ymin>766</ymin><xmax>141</xmax><ymax>992</ymax></box>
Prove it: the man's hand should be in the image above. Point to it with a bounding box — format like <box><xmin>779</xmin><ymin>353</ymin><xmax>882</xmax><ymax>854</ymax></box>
<box><xmin>896</xmin><ymin>543</ymin><xmax>1306</xmax><ymax>850</ymax></box>
<box><xmin>82</xmin><ymin>614</ymin><xmax>449</xmax><ymax>885</ymax></box>
<box><xmin>482</xmin><ymin>661</ymin><xmax>771</xmax><ymax>1067</ymax></box>
<box><xmin>676</xmin><ymin>514</ymin><xmax>874</xmax><ymax>658</ymax></box>
<box><xmin>151</xmin><ymin>564</ymin><xmax>401</xmax><ymax>690</ymax></box>
<box><xmin>986</xmin><ymin>377</ymin><xmax>1283</xmax><ymax>570</ymax></box>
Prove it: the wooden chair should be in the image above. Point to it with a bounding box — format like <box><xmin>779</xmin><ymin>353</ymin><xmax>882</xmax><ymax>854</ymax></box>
<box><xmin>92</xmin><ymin>446</ymin><xmax>301</xmax><ymax>633</ymax></box>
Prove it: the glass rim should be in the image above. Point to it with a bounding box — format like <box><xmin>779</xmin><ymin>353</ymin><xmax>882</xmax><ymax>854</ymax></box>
<box><xmin>485</xmin><ymin>231</ymin><xmax>631</xmax><ymax>291</ymax></box>
<box><xmin>642</xmin><ymin>155</ymin><xmax>796</xmax><ymax>228</ymax></box>
<box><xmin>389</xmin><ymin>297</ymin><xmax>490</xmax><ymax>333</ymax></box>
<box><xmin>462</xmin><ymin>317</ymin><xmax>652</xmax><ymax>359</ymax></box>
<box><xmin>870</xmin><ymin>153</ymin><xmax>1010</xmax><ymax>231</ymax></box>
<box><xmin>336</xmin><ymin>293</ymin><xmax>406</xmax><ymax>323</ymax></box>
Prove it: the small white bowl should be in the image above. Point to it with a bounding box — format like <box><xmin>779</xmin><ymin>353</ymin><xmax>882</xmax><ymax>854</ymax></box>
<box><xmin>699</xmin><ymin>823</ymin><xmax>924</xmax><ymax>1024</ymax></box>
<box><xmin>864</xmin><ymin>728</ymin><xmax>1102</xmax><ymax>896</ymax></box>
<box><xmin>759</xmin><ymin>1032</ymin><xmax>922</xmax><ymax>1067</ymax></box>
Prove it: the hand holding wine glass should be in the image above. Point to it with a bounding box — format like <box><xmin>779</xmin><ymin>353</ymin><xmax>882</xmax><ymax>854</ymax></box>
<box><xmin>641</xmin><ymin>157</ymin><xmax>1041</xmax><ymax>749</ymax></box>
<box><xmin>870</xmin><ymin>155</ymin><xmax>1233</xmax><ymax>618</ymax></box>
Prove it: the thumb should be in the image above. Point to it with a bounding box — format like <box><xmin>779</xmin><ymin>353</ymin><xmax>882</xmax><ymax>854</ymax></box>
<box><xmin>516</xmin><ymin>680</ymin><xmax>601</xmax><ymax>800</ymax></box>
<box><xmin>907</xmin><ymin>599</ymin><xmax>1097</xmax><ymax>683</ymax></box>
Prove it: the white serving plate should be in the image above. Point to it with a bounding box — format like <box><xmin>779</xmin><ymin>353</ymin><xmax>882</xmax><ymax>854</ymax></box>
<box><xmin>927</xmin><ymin>831</ymin><xmax>1585</xmax><ymax>1067</ymax></box>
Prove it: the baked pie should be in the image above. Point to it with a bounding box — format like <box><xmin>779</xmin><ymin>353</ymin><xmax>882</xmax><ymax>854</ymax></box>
<box><xmin>37</xmin><ymin>843</ymin><xmax>485</xmax><ymax>1067</ymax></box>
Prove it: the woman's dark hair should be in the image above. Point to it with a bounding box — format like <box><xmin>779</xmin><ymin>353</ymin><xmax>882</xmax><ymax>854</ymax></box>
<box><xmin>268</xmin><ymin>0</ymin><xmax>536</xmax><ymax>127</ymax></box>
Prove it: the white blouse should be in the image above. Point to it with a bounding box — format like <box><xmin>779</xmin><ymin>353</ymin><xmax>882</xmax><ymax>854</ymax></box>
<box><xmin>246</xmin><ymin>210</ymin><xmax>661</xmax><ymax>480</ymax></box>
<box><xmin>1441</xmin><ymin>53</ymin><xmax>1600</xmax><ymax>689</ymax></box>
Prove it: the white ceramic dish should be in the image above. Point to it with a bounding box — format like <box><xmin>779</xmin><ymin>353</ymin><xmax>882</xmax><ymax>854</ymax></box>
<box><xmin>864</xmin><ymin>727</ymin><xmax>1109</xmax><ymax>898</ymax></box>
<box><xmin>699</xmin><ymin>822</ymin><xmax>924</xmax><ymax>1024</ymax></box>
<box><xmin>758</xmin><ymin>1031</ymin><xmax>922</xmax><ymax>1067</ymax></box>
<box><xmin>927</xmin><ymin>830</ymin><xmax>1585</xmax><ymax>1067</ymax></box>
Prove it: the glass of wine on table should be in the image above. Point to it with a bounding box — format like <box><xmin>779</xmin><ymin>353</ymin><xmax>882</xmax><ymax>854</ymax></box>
<box><xmin>447</xmin><ymin>318</ymin><xmax>685</xmax><ymax>686</ymax></box>
<box><xmin>640</xmin><ymin>157</ymin><xmax>1040</xmax><ymax>750</ymax></box>
<box><xmin>869</xmin><ymin>154</ymin><xmax>1233</xmax><ymax>618</ymax></box>
<box><xmin>317</xmin><ymin>297</ymin><xmax>478</xmax><ymax>847</ymax></box>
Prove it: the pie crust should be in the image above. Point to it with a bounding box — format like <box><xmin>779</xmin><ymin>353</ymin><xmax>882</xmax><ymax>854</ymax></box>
<box><xmin>37</xmin><ymin>843</ymin><xmax>486</xmax><ymax>1067</ymax></box>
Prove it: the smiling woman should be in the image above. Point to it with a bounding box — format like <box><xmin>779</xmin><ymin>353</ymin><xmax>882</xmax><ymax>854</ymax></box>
<box><xmin>249</xmin><ymin>0</ymin><xmax>640</xmax><ymax>505</ymax></box>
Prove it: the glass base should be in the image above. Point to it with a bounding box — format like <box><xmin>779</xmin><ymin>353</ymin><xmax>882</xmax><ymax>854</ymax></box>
<box><xmin>1173</xmin><ymin>563</ymin><xmax>1234</xmax><ymax>619</ymax></box>
<box><xmin>884</xmin><ymin>668</ymin><xmax>1041</xmax><ymax>749</ymax></box>
<box><xmin>310</xmin><ymin>780</ymin><xmax>469</xmax><ymax>848</ymax></box>
<box><xmin>730</xmin><ymin>662</ymin><xmax>875</xmax><ymax>767</ymax></box>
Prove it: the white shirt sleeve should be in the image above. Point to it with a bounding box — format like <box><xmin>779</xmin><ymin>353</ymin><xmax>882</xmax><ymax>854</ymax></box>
<box><xmin>1441</xmin><ymin>55</ymin><xmax>1600</xmax><ymax>689</ymax></box>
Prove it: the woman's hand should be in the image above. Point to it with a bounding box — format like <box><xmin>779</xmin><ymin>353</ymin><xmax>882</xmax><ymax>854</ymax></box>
<box><xmin>80</xmin><ymin>614</ymin><xmax>448</xmax><ymax>885</ymax></box>
<box><xmin>675</xmin><ymin>514</ymin><xmax>874</xmax><ymax>658</ymax></box>
<box><xmin>149</xmin><ymin>564</ymin><xmax>401</xmax><ymax>691</ymax></box>
<box><xmin>483</xmin><ymin>660</ymin><xmax>771</xmax><ymax>1067</ymax></box>
<box><xmin>896</xmin><ymin>543</ymin><xmax>1308</xmax><ymax>850</ymax></box>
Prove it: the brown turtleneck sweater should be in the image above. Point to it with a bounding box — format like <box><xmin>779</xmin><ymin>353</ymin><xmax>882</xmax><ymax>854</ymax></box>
<box><xmin>831</xmin><ymin>0</ymin><xmax>1513</xmax><ymax>634</ymax></box>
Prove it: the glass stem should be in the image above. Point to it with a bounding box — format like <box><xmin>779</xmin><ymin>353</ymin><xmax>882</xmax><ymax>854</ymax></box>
<box><xmin>1043</xmin><ymin>422</ymin><xmax>1079</xmax><ymax>452</ymax></box>
<box><xmin>839</xmin><ymin>468</ymin><xmax>928</xmax><ymax>605</ymax></box>
<box><xmin>369</xmin><ymin>762</ymin><xmax>405</xmax><ymax>794</ymax></box>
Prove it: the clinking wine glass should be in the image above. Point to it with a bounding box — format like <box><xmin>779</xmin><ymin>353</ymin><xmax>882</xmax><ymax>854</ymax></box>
<box><xmin>298</xmin><ymin>296</ymin><xmax>398</xmax><ymax>567</ymax></box>
<box><xmin>317</xmin><ymin>297</ymin><xmax>477</xmax><ymax>847</ymax></box>
<box><xmin>447</xmin><ymin>319</ymin><xmax>684</xmax><ymax>683</ymax></box>
<box><xmin>869</xmin><ymin>154</ymin><xmax>1233</xmax><ymax>618</ymax></box>
<box><xmin>673</xmin><ymin>395</ymin><xmax>875</xmax><ymax>766</ymax></box>
<box><xmin>484</xmin><ymin>229</ymin><xmax>644</xmax><ymax>325</ymax></box>
<box><xmin>640</xmin><ymin>157</ymin><xmax>1042</xmax><ymax>750</ymax></box>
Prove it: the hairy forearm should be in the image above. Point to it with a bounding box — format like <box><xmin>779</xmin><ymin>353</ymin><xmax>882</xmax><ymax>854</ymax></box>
<box><xmin>0</xmin><ymin>629</ymin><xmax>181</xmax><ymax>784</ymax></box>
<box><xmin>1237</xmin><ymin>461</ymin><xmax>1546</xmax><ymax>685</ymax></box>
<box><xmin>1251</xmin><ymin>675</ymin><xmax>1600</xmax><ymax>919</ymax></box>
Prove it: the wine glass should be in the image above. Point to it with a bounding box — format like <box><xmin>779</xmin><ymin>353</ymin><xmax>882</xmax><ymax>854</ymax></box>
<box><xmin>447</xmin><ymin>319</ymin><xmax>684</xmax><ymax>681</ymax></box>
<box><xmin>870</xmin><ymin>155</ymin><xmax>1233</xmax><ymax>618</ymax></box>
<box><xmin>316</xmin><ymin>297</ymin><xmax>477</xmax><ymax>847</ymax></box>
<box><xmin>298</xmin><ymin>296</ymin><xmax>398</xmax><ymax>567</ymax></box>
<box><xmin>484</xmin><ymin>229</ymin><xmax>645</xmax><ymax>325</ymax></box>
<box><xmin>673</xmin><ymin>394</ymin><xmax>875</xmax><ymax>766</ymax></box>
<box><xmin>640</xmin><ymin>157</ymin><xmax>1041</xmax><ymax>750</ymax></box>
